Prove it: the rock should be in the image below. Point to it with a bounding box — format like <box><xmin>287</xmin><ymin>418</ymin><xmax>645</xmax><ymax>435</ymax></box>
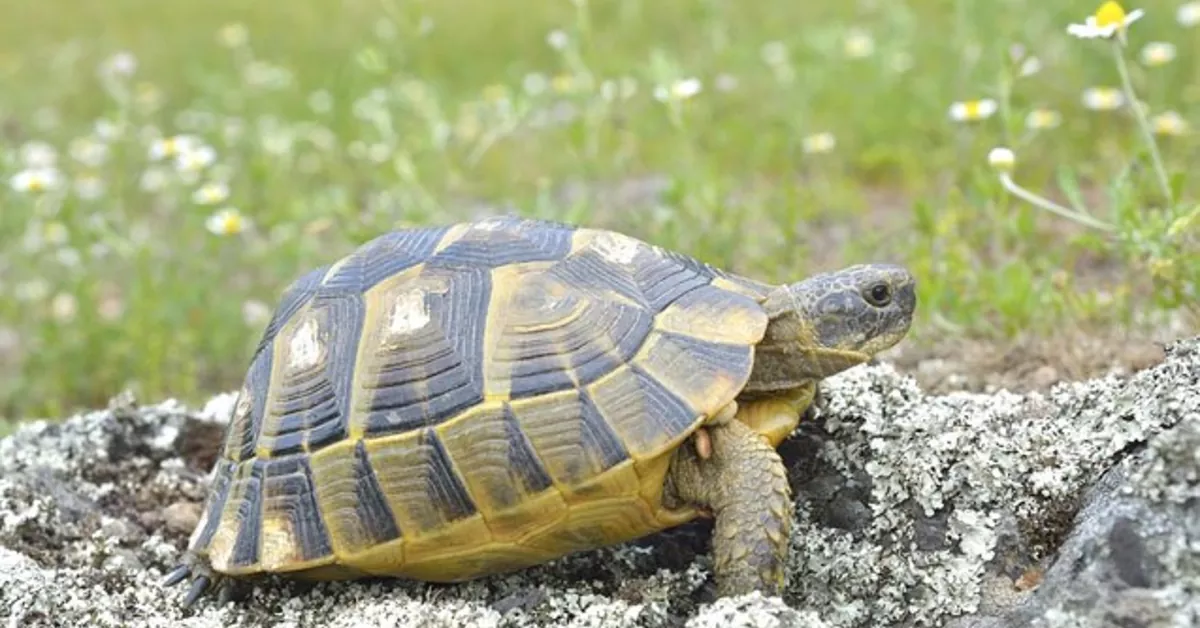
<box><xmin>0</xmin><ymin>337</ymin><xmax>1197</xmax><ymax>627</ymax></box>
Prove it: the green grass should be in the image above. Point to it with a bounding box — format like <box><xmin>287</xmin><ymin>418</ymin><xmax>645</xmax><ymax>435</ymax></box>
<box><xmin>0</xmin><ymin>0</ymin><xmax>1197</xmax><ymax>424</ymax></box>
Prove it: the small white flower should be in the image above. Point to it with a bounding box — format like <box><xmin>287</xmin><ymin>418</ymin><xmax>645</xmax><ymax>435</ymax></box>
<box><xmin>43</xmin><ymin>222</ymin><xmax>69</xmax><ymax>246</ymax></box>
<box><xmin>1018</xmin><ymin>56</ymin><xmax>1043</xmax><ymax>77</ymax></box>
<box><xmin>843</xmin><ymin>29</ymin><xmax>875</xmax><ymax>58</ymax></box>
<box><xmin>1151</xmin><ymin>111</ymin><xmax>1189</xmax><ymax>136</ymax></box>
<box><xmin>801</xmin><ymin>132</ymin><xmax>836</xmax><ymax>155</ymax></box>
<box><xmin>73</xmin><ymin>173</ymin><xmax>106</xmax><ymax>200</ymax></box>
<box><xmin>149</xmin><ymin>135</ymin><xmax>199</xmax><ymax>160</ymax></box>
<box><xmin>760</xmin><ymin>41</ymin><xmax>789</xmax><ymax>66</ymax></box>
<box><xmin>192</xmin><ymin>181</ymin><xmax>230</xmax><ymax>205</ymax></box>
<box><xmin>218</xmin><ymin>23</ymin><xmax>249</xmax><ymax>48</ymax></box>
<box><xmin>308</xmin><ymin>90</ymin><xmax>333</xmax><ymax>114</ymax></box>
<box><xmin>10</xmin><ymin>168</ymin><xmax>62</xmax><ymax>193</ymax></box>
<box><xmin>242</xmin><ymin>300</ymin><xmax>272</xmax><ymax>326</ymax></box>
<box><xmin>653</xmin><ymin>78</ymin><xmax>702</xmax><ymax>103</ymax></box>
<box><xmin>14</xmin><ymin>280</ymin><xmax>49</xmax><ymax>302</ymax></box>
<box><xmin>1178</xmin><ymin>2</ymin><xmax>1200</xmax><ymax>27</ymax></box>
<box><xmin>20</xmin><ymin>141</ymin><xmax>58</xmax><ymax>168</ymax></box>
<box><xmin>948</xmin><ymin>99</ymin><xmax>998</xmax><ymax>122</ymax></box>
<box><xmin>99</xmin><ymin>51</ymin><xmax>137</xmax><ymax>78</ymax></box>
<box><xmin>206</xmin><ymin>208</ymin><xmax>249</xmax><ymax>236</ymax></box>
<box><xmin>714</xmin><ymin>73</ymin><xmax>739</xmax><ymax>92</ymax></box>
<box><xmin>175</xmin><ymin>144</ymin><xmax>218</xmax><ymax>174</ymax></box>
<box><xmin>987</xmin><ymin>147</ymin><xmax>1016</xmax><ymax>172</ymax></box>
<box><xmin>1025</xmin><ymin>108</ymin><xmax>1062</xmax><ymax>130</ymax></box>
<box><xmin>50</xmin><ymin>293</ymin><xmax>78</xmax><ymax>323</ymax></box>
<box><xmin>1139</xmin><ymin>42</ymin><xmax>1176</xmax><ymax>66</ymax></box>
<box><xmin>68</xmin><ymin>136</ymin><xmax>110</xmax><ymax>167</ymax></box>
<box><xmin>1067</xmin><ymin>2</ymin><xmax>1144</xmax><ymax>41</ymax></box>
<box><xmin>56</xmin><ymin>247</ymin><xmax>82</xmax><ymax>268</ymax></box>
<box><xmin>1081</xmin><ymin>86</ymin><xmax>1125</xmax><ymax>110</ymax></box>
<box><xmin>546</xmin><ymin>29</ymin><xmax>570</xmax><ymax>51</ymax></box>
<box><xmin>93</xmin><ymin>119</ymin><xmax>125</xmax><ymax>141</ymax></box>
<box><xmin>139</xmin><ymin>167</ymin><xmax>170</xmax><ymax>193</ymax></box>
<box><xmin>522</xmin><ymin>72</ymin><xmax>548</xmax><ymax>96</ymax></box>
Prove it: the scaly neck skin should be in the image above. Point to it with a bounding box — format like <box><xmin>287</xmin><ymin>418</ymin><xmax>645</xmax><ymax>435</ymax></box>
<box><xmin>740</xmin><ymin>296</ymin><xmax>869</xmax><ymax>400</ymax></box>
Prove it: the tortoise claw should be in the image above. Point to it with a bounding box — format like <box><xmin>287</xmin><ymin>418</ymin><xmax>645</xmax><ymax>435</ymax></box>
<box><xmin>162</xmin><ymin>565</ymin><xmax>191</xmax><ymax>587</ymax></box>
<box><xmin>182</xmin><ymin>575</ymin><xmax>211</xmax><ymax>609</ymax></box>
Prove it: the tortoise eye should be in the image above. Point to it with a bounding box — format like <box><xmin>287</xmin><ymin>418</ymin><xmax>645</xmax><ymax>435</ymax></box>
<box><xmin>864</xmin><ymin>282</ymin><xmax>892</xmax><ymax>307</ymax></box>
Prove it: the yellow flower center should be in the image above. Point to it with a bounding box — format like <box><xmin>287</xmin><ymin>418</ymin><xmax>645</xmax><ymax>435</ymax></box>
<box><xmin>1095</xmin><ymin>2</ymin><xmax>1126</xmax><ymax>28</ymax></box>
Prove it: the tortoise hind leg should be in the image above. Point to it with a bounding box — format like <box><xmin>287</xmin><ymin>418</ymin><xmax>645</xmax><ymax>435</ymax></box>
<box><xmin>666</xmin><ymin>418</ymin><xmax>792</xmax><ymax>597</ymax></box>
<box><xmin>162</xmin><ymin>553</ymin><xmax>238</xmax><ymax>608</ymax></box>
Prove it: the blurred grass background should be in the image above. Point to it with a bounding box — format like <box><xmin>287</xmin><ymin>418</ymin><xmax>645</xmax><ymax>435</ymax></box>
<box><xmin>0</xmin><ymin>0</ymin><xmax>1197</xmax><ymax>428</ymax></box>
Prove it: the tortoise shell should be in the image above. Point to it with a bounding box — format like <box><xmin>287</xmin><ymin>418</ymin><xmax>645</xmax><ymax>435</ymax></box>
<box><xmin>187</xmin><ymin>216</ymin><xmax>771</xmax><ymax>582</ymax></box>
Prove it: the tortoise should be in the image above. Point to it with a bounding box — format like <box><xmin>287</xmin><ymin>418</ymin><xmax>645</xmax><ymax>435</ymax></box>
<box><xmin>165</xmin><ymin>215</ymin><xmax>916</xmax><ymax>606</ymax></box>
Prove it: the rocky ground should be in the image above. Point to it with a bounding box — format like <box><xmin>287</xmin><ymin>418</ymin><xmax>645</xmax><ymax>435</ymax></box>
<box><xmin>1</xmin><ymin>336</ymin><xmax>1197</xmax><ymax>628</ymax></box>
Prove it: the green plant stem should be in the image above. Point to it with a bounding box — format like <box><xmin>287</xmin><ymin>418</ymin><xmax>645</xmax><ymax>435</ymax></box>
<box><xmin>1111</xmin><ymin>40</ymin><xmax>1173</xmax><ymax>205</ymax></box>
<box><xmin>998</xmin><ymin>173</ymin><xmax>1115</xmax><ymax>231</ymax></box>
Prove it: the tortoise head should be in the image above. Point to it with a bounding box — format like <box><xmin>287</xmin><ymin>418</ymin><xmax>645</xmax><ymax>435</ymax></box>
<box><xmin>744</xmin><ymin>263</ymin><xmax>916</xmax><ymax>395</ymax></box>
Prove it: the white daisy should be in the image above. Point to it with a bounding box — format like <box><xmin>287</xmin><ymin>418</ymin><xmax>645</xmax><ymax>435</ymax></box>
<box><xmin>948</xmin><ymin>99</ymin><xmax>998</xmax><ymax>122</ymax></box>
<box><xmin>1067</xmin><ymin>2</ymin><xmax>1144</xmax><ymax>42</ymax></box>
<box><xmin>206</xmin><ymin>208</ymin><xmax>250</xmax><ymax>236</ymax></box>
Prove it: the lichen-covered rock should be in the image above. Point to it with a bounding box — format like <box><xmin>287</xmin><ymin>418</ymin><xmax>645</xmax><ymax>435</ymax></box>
<box><xmin>0</xmin><ymin>338</ymin><xmax>1196</xmax><ymax>628</ymax></box>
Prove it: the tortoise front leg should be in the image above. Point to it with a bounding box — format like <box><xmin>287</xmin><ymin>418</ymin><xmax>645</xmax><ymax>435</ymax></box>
<box><xmin>667</xmin><ymin>418</ymin><xmax>792</xmax><ymax>597</ymax></box>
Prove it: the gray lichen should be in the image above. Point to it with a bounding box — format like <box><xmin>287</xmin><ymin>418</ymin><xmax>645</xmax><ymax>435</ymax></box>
<box><xmin>1</xmin><ymin>338</ymin><xmax>1197</xmax><ymax>627</ymax></box>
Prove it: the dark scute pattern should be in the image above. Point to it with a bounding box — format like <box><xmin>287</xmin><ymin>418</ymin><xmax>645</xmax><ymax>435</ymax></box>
<box><xmin>268</xmin><ymin>294</ymin><xmax>365</xmax><ymax>455</ymax></box>
<box><xmin>429</xmin><ymin>217</ymin><xmax>574</xmax><ymax>269</ymax></box>
<box><xmin>632</xmin><ymin>248</ymin><xmax>715</xmax><ymax>312</ymax></box>
<box><xmin>505</xmin><ymin>300</ymin><xmax>653</xmax><ymax>399</ymax></box>
<box><xmin>577</xmin><ymin>390</ymin><xmax>629</xmax><ymax>472</ymax></box>
<box><xmin>422</xmin><ymin>428</ymin><xmax>477</xmax><ymax>522</ymax></box>
<box><xmin>547</xmin><ymin>250</ymin><xmax>648</xmax><ymax>308</ymax></box>
<box><xmin>262</xmin><ymin>456</ymin><xmax>333</xmax><ymax>561</ymax></box>
<box><xmin>500</xmin><ymin>404</ymin><xmax>554</xmax><ymax>496</ymax></box>
<box><xmin>657</xmin><ymin>330</ymin><xmax>755</xmax><ymax>390</ymax></box>
<box><xmin>626</xmin><ymin>365</ymin><xmax>698</xmax><ymax>446</ymax></box>
<box><xmin>253</xmin><ymin>265</ymin><xmax>329</xmax><ymax>359</ymax></box>
<box><xmin>230</xmin><ymin>460</ymin><xmax>265</xmax><ymax>568</ymax></box>
<box><xmin>319</xmin><ymin>227</ymin><xmax>448</xmax><ymax>296</ymax></box>
<box><xmin>233</xmin><ymin>350</ymin><xmax>273</xmax><ymax>461</ymax></box>
<box><xmin>192</xmin><ymin>460</ymin><xmax>234</xmax><ymax>551</ymax></box>
<box><xmin>352</xmin><ymin>440</ymin><xmax>402</xmax><ymax>546</ymax></box>
<box><xmin>363</xmin><ymin>269</ymin><xmax>489</xmax><ymax>436</ymax></box>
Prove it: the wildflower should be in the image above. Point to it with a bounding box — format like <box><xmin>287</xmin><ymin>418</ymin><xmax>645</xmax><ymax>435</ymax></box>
<box><xmin>1139</xmin><ymin>42</ymin><xmax>1176</xmax><ymax>66</ymax></box>
<box><xmin>93</xmin><ymin>119</ymin><xmax>125</xmax><ymax>141</ymax></box>
<box><xmin>139</xmin><ymin>167</ymin><xmax>170</xmax><ymax>193</ymax></box>
<box><xmin>801</xmin><ymin>132</ymin><xmax>836</xmax><ymax>154</ymax></box>
<box><xmin>192</xmin><ymin>181</ymin><xmax>230</xmax><ymax>205</ymax></box>
<box><xmin>99</xmin><ymin>51</ymin><xmax>137</xmax><ymax>78</ymax></box>
<box><xmin>889</xmin><ymin>52</ymin><xmax>914</xmax><ymax>74</ymax></box>
<box><xmin>10</xmin><ymin>168</ymin><xmax>62</xmax><ymax>193</ymax></box>
<box><xmin>20</xmin><ymin>141</ymin><xmax>58</xmax><ymax>168</ymax></box>
<box><xmin>1151</xmin><ymin>111</ymin><xmax>1189</xmax><ymax>136</ymax></box>
<box><xmin>148</xmin><ymin>134</ymin><xmax>198</xmax><ymax>160</ymax></box>
<box><xmin>1025</xmin><ymin>108</ymin><xmax>1062</xmax><ymax>130</ymax></box>
<box><xmin>843</xmin><ymin>29</ymin><xmax>875</xmax><ymax>58</ymax></box>
<box><xmin>1018</xmin><ymin>56</ymin><xmax>1043</xmax><ymax>78</ymax></box>
<box><xmin>206</xmin><ymin>208</ymin><xmax>249</xmax><ymax>236</ymax></box>
<box><xmin>97</xmin><ymin>294</ymin><xmax>125</xmax><ymax>321</ymax></box>
<box><xmin>522</xmin><ymin>72</ymin><xmax>548</xmax><ymax>96</ymax></box>
<box><xmin>653</xmin><ymin>78</ymin><xmax>702</xmax><ymax>103</ymax></box>
<box><xmin>987</xmin><ymin>147</ymin><xmax>1016</xmax><ymax>172</ymax></box>
<box><xmin>948</xmin><ymin>99</ymin><xmax>998</xmax><ymax>122</ymax></box>
<box><xmin>217</xmin><ymin>23</ymin><xmax>249</xmax><ymax>48</ymax></box>
<box><xmin>1081</xmin><ymin>86</ymin><xmax>1125</xmax><ymax>110</ymax></box>
<box><xmin>242</xmin><ymin>300</ymin><xmax>272</xmax><ymax>327</ymax></box>
<box><xmin>175</xmin><ymin>144</ymin><xmax>218</xmax><ymax>174</ymax></box>
<box><xmin>760</xmin><ymin>41</ymin><xmax>789</xmax><ymax>66</ymax></box>
<box><xmin>546</xmin><ymin>30</ymin><xmax>570</xmax><ymax>51</ymax></box>
<box><xmin>68</xmin><ymin>136</ymin><xmax>110</xmax><ymax>167</ymax></box>
<box><xmin>243</xmin><ymin>60</ymin><xmax>294</xmax><ymax>90</ymax></box>
<box><xmin>308</xmin><ymin>90</ymin><xmax>333</xmax><ymax>114</ymax></box>
<box><xmin>50</xmin><ymin>293</ymin><xmax>78</xmax><ymax>323</ymax></box>
<box><xmin>14</xmin><ymin>280</ymin><xmax>49</xmax><ymax>302</ymax></box>
<box><xmin>551</xmin><ymin>73</ymin><xmax>576</xmax><ymax>94</ymax></box>
<box><xmin>714</xmin><ymin>74</ymin><xmax>739</xmax><ymax>92</ymax></box>
<box><xmin>43</xmin><ymin>222</ymin><xmax>69</xmax><ymax>246</ymax></box>
<box><xmin>1179</xmin><ymin>2</ymin><xmax>1200</xmax><ymax>27</ymax></box>
<box><xmin>55</xmin><ymin>248</ymin><xmax>82</xmax><ymax>268</ymax></box>
<box><xmin>1067</xmin><ymin>2</ymin><xmax>1144</xmax><ymax>42</ymax></box>
<box><xmin>74</xmin><ymin>173</ymin><xmax>106</xmax><ymax>200</ymax></box>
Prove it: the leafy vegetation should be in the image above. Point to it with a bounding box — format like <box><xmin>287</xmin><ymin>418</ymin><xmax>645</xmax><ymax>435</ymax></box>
<box><xmin>0</xmin><ymin>0</ymin><xmax>1196</xmax><ymax>426</ymax></box>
